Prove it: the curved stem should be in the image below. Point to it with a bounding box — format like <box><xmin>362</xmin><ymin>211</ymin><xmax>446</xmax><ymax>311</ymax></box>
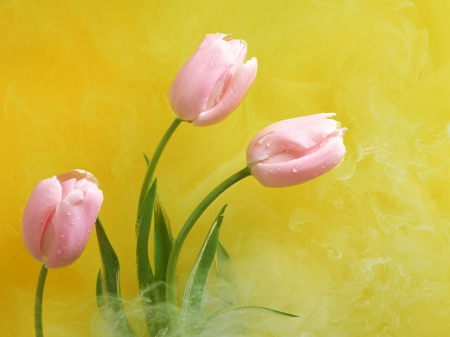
<box><xmin>35</xmin><ymin>264</ymin><xmax>48</xmax><ymax>337</ymax></box>
<box><xmin>165</xmin><ymin>166</ymin><xmax>251</xmax><ymax>307</ymax></box>
<box><xmin>138</xmin><ymin>117</ymin><xmax>183</xmax><ymax>212</ymax></box>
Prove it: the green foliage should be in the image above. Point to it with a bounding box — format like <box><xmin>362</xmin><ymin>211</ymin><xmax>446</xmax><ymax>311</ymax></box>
<box><xmin>95</xmin><ymin>217</ymin><xmax>136</xmax><ymax>336</ymax></box>
<box><xmin>181</xmin><ymin>205</ymin><xmax>227</xmax><ymax>334</ymax></box>
<box><xmin>136</xmin><ymin>180</ymin><xmax>157</xmax><ymax>301</ymax></box>
<box><xmin>154</xmin><ymin>196</ymin><xmax>174</xmax><ymax>301</ymax></box>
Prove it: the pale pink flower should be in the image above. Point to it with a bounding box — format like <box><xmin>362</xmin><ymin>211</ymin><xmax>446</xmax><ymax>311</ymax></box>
<box><xmin>247</xmin><ymin>113</ymin><xmax>347</xmax><ymax>188</ymax></box>
<box><xmin>168</xmin><ymin>33</ymin><xmax>258</xmax><ymax>126</ymax></box>
<box><xmin>21</xmin><ymin>169</ymin><xmax>103</xmax><ymax>268</ymax></box>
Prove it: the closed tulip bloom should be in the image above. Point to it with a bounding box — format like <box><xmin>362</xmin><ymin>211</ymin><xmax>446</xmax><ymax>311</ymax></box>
<box><xmin>21</xmin><ymin>169</ymin><xmax>103</xmax><ymax>268</ymax></box>
<box><xmin>247</xmin><ymin>113</ymin><xmax>347</xmax><ymax>188</ymax></box>
<box><xmin>168</xmin><ymin>33</ymin><xmax>258</xmax><ymax>126</ymax></box>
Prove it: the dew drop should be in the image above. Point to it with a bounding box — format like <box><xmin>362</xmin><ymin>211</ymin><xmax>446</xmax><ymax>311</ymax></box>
<box><xmin>292</xmin><ymin>166</ymin><xmax>298</xmax><ymax>173</ymax></box>
<box><xmin>57</xmin><ymin>249</ymin><xmax>62</xmax><ymax>254</ymax></box>
<box><xmin>61</xmin><ymin>233</ymin><xmax>64</xmax><ymax>238</ymax></box>
<box><xmin>67</xmin><ymin>211</ymin><xmax>71</xmax><ymax>216</ymax></box>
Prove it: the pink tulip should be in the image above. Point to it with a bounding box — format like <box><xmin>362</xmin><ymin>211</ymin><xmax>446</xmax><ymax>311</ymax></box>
<box><xmin>247</xmin><ymin>113</ymin><xmax>347</xmax><ymax>188</ymax></box>
<box><xmin>21</xmin><ymin>169</ymin><xmax>103</xmax><ymax>268</ymax></box>
<box><xmin>168</xmin><ymin>33</ymin><xmax>258</xmax><ymax>126</ymax></box>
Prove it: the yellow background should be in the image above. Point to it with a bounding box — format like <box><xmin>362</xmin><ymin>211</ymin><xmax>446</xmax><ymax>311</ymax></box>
<box><xmin>1</xmin><ymin>0</ymin><xmax>450</xmax><ymax>336</ymax></box>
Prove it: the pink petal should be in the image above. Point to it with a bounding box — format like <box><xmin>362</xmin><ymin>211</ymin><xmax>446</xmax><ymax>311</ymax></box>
<box><xmin>57</xmin><ymin>169</ymin><xmax>99</xmax><ymax>186</ymax></box>
<box><xmin>193</xmin><ymin>57</ymin><xmax>258</xmax><ymax>126</ymax></box>
<box><xmin>21</xmin><ymin>177</ymin><xmax>62</xmax><ymax>262</ymax></box>
<box><xmin>247</xmin><ymin>113</ymin><xmax>338</xmax><ymax>164</ymax></box>
<box><xmin>44</xmin><ymin>184</ymin><xmax>103</xmax><ymax>268</ymax></box>
<box><xmin>60</xmin><ymin>178</ymin><xmax>75</xmax><ymax>200</ymax></box>
<box><xmin>168</xmin><ymin>34</ymin><xmax>248</xmax><ymax>121</ymax></box>
<box><xmin>251</xmin><ymin>131</ymin><xmax>346</xmax><ymax>187</ymax></box>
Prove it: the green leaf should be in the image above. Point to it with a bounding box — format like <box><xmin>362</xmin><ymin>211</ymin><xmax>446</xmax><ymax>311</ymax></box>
<box><xmin>181</xmin><ymin>205</ymin><xmax>227</xmax><ymax>333</ymax></box>
<box><xmin>205</xmin><ymin>305</ymin><xmax>299</xmax><ymax>327</ymax></box>
<box><xmin>215</xmin><ymin>241</ymin><xmax>240</xmax><ymax>306</ymax></box>
<box><xmin>153</xmin><ymin>195</ymin><xmax>174</xmax><ymax>301</ymax></box>
<box><xmin>96</xmin><ymin>218</ymin><xmax>121</xmax><ymax>296</ymax></box>
<box><xmin>136</xmin><ymin>180</ymin><xmax>166</xmax><ymax>336</ymax></box>
<box><xmin>96</xmin><ymin>270</ymin><xmax>107</xmax><ymax>320</ymax></box>
<box><xmin>95</xmin><ymin>217</ymin><xmax>136</xmax><ymax>336</ymax></box>
<box><xmin>143</xmin><ymin>153</ymin><xmax>150</xmax><ymax>166</ymax></box>
<box><xmin>136</xmin><ymin>179</ymin><xmax>157</xmax><ymax>301</ymax></box>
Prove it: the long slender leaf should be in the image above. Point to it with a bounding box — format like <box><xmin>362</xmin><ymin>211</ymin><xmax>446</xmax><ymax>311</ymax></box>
<box><xmin>205</xmin><ymin>305</ymin><xmax>299</xmax><ymax>327</ymax></box>
<box><xmin>143</xmin><ymin>153</ymin><xmax>150</xmax><ymax>166</ymax></box>
<box><xmin>136</xmin><ymin>179</ymin><xmax>166</xmax><ymax>337</ymax></box>
<box><xmin>96</xmin><ymin>270</ymin><xmax>107</xmax><ymax>320</ymax></box>
<box><xmin>95</xmin><ymin>218</ymin><xmax>136</xmax><ymax>336</ymax></box>
<box><xmin>136</xmin><ymin>179</ymin><xmax>157</xmax><ymax>301</ymax></box>
<box><xmin>215</xmin><ymin>241</ymin><xmax>240</xmax><ymax>306</ymax></box>
<box><xmin>180</xmin><ymin>205</ymin><xmax>227</xmax><ymax>334</ymax></box>
<box><xmin>154</xmin><ymin>195</ymin><xmax>174</xmax><ymax>301</ymax></box>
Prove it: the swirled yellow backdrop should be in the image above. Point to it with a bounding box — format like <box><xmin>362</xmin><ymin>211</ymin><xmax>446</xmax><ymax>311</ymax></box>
<box><xmin>1</xmin><ymin>0</ymin><xmax>450</xmax><ymax>336</ymax></box>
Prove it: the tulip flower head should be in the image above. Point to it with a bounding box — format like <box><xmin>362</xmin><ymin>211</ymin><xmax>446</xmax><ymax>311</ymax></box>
<box><xmin>168</xmin><ymin>33</ymin><xmax>258</xmax><ymax>126</ymax></box>
<box><xmin>247</xmin><ymin>113</ymin><xmax>347</xmax><ymax>188</ymax></box>
<box><xmin>21</xmin><ymin>169</ymin><xmax>103</xmax><ymax>268</ymax></box>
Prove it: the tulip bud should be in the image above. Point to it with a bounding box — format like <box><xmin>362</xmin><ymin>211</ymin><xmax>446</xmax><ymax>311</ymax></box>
<box><xmin>21</xmin><ymin>169</ymin><xmax>104</xmax><ymax>268</ymax></box>
<box><xmin>168</xmin><ymin>33</ymin><xmax>258</xmax><ymax>126</ymax></box>
<box><xmin>247</xmin><ymin>113</ymin><xmax>347</xmax><ymax>188</ymax></box>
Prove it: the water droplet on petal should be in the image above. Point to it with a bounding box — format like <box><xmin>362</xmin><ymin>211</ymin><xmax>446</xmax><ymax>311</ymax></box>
<box><xmin>61</xmin><ymin>233</ymin><xmax>64</xmax><ymax>238</ymax></box>
<box><xmin>57</xmin><ymin>249</ymin><xmax>62</xmax><ymax>254</ymax></box>
<box><xmin>67</xmin><ymin>211</ymin><xmax>71</xmax><ymax>216</ymax></box>
<box><xmin>292</xmin><ymin>166</ymin><xmax>298</xmax><ymax>173</ymax></box>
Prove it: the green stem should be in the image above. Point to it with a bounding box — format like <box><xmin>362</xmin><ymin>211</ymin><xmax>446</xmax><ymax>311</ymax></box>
<box><xmin>165</xmin><ymin>166</ymin><xmax>251</xmax><ymax>307</ymax></box>
<box><xmin>138</xmin><ymin>117</ymin><xmax>183</xmax><ymax>212</ymax></box>
<box><xmin>35</xmin><ymin>264</ymin><xmax>48</xmax><ymax>337</ymax></box>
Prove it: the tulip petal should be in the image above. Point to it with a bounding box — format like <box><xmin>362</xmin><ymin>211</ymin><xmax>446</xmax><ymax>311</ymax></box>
<box><xmin>45</xmin><ymin>185</ymin><xmax>103</xmax><ymax>268</ymax></box>
<box><xmin>247</xmin><ymin>113</ymin><xmax>338</xmax><ymax>165</ymax></box>
<box><xmin>251</xmin><ymin>130</ymin><xmax>346</xmax><ymax>187</ymax></box>
<box><xmin>21</xmin><ymin>177</ymin><xmax>62</xmax><ymax>262</ymax></box>
<box><xmin>57</xmin><ymin>169</ymin><xmax>99</xmax><ymax>186</ymax></box>
<box><xmin>193</xmin><ymin>57</ymin><xmax>258</xmax><ymax>126</ymax></box>
<box><xmin>168</xmin><ymin>34</ymin><xmax>247</xmax><ymax>121</ymax></box>
<box><xmin>60</xmin><ymin>178</ymin><xmax>75</xmax><ymax>200</ymax></box>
